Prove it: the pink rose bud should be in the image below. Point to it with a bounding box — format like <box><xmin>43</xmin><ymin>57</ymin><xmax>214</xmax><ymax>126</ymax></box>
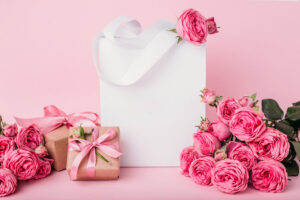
<box><xmin>199</xmin><ymin>120</ymin><xmax>209</xmax><ymax>131</ymax></box>
<box><xmin>227</xmin><ymin>142</ymin><xmax>256</xmax><ymax>170</ymax></box>
<box><xmin>201</xmin><ymin>89</ymin><xmax>216</xmax><ymax>105</ymax></box>
<box><xmin>214</xmin><ymin>149</ymin><xmax>227</xmax><ymax>161</ymax></box>
<box><xmin>3</xmin><ymin>149</ymin><xmax>40</xmax><ymax>180</ymax></box>
<box><xmin>206</xmin><ymin>17</ymin><xmax>218</xmax><ymax>34</ymax></box>
<box><xmin>189</xmin><ymin>156</ymin><xmax>216</xmax><ymax>186</ymax></box>
<box><xmin>238</xmin><ymin>96</ymin><xmax>253</xmax><ymax>107</ymax></box>
<box><xmin>248</xmin><ymin>128</ymin><xmax>290</xmax><ymax>161</ymax></box>
<box><xmin>3</xmin><ymin>123</ymin><xmax>18</xmax><ymax>137</ymax></box>
<box><xmin>180</xmin><ymin>146</ymin><xmax>200</xmax><ymax>177</ymax></box>
<box><xmin>33</xmin><ymin>158</ymin><xmax>52</xmax><ymax>180</ymax></box>
<box><xmin>252</xmin><ymin>159</ymin><xmax>288</xmax><ymax>193</ymax></box>
<box><xmin>16</xmin><ymin>124</ymin><xmax>44</xmax><ymax>150</ymax></box>
<box><xmin>193</xmin><ymin>131</ymin><xmax>221</xmax><ymax>156</ymax></box>
<box><xmin>0</xmin><ymin>168</ymin><xmax>17</xmax><ymax>197</ymax></box>
<box><xmin>0</xmin><ymin>135</ymin><xmax>15</xmax><ymax>163</ymax></box>
<box><xmin>208</xmin><ymin>120</ymin><xmax>231</xmax><ymax>141</ymax></box>
<box><xmin>229</xmin><ymin>107</ymin><xmax>266</xmax><ymax>142</ymax></box>
<box><xmin>212</xmin><ymin>159</ymin><xmax>249</xmax><ymax>194</ymax></box>
<box><xmin>176</xmin><ymin>9</ymin><xmax>208</xmax><ymax>45</ymax></box>
<box><xmin>217</xmin><ymin>97</ymin><xmax>241</xmax><ymax>125</ymax></box>
<box><xmin>70</xmin><ymin>128</ymin><xmax>81</xmax><ymax>138</ymax></box>
<box><xmin>35</xmin><ymin>145</ymin><xmax>48</xmax><ymax>157</ymax></box>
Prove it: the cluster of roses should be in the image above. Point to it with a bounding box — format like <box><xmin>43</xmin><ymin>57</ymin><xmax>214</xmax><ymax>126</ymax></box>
<box><xmin>180</xmin><ymin>89</ymin><xmax>290</xmax><ymax>194</ymax></box>
<box><xmin>0</xmin><ymin>116</ymin><xmax>52</xmax><ymax>197</ymax></box>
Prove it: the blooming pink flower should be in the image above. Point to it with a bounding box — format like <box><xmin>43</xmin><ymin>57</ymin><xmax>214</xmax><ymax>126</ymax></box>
<box><xmin>229</xmin><ymin>107</ymin><xmax>266</xmax><ymax>142</ymax></box>
<box><xmin>33</xmin><ymin>158</ymin><xmax>53</xmax><ymax>179</ymax></box>
<box><xmin>3</xmin><ymin>149</ymin><xmax>39</xmax><ymax>180</ymax></box>
<box><xmin>189</xmin><ymin>156</ymin><xmax>215</xmax><ymax>185</ymax></box>
<box><xmin>0</xmin><ymin>135</ymin><xmax>15</xmax><ymax>163</ymax></box>
<box><xmin>238</xmin><ymin>96</ymin><xmax>254</xmax><ymax>107</ymax></box>
<box><xmin>176</xmin><ymin>9</ymin><xmax>208</xmax><ymax>45</ymax></box>
<box><xmin>3</xmin><ymin>123</ymin><xmax>18</xmax><ymax>137</ymax></box>
<box><xmin>0</xmin><ymin>168</ymin><xmax>17</xmax><ymax>197</ymax></box>
<box><xmin>214</xmin><ymin>149</ymin><xmax>227</xmax><ymax>161</ymax></box>
<box><xmin>34</xmin><ymin>145</ymin><xmax>48</xmax><ymax>157</ymax></box>
<box><xmin>248</xmin><ymin>128</ymin><xmax>290</xmax><ymax>161</ymax></box>
<box><xmin>208</xmin><ymin>120</ymin><xmax>231</xmax><ymax>141</ymax></box>
<box><xmin>180</xmin><ymin>146</ymin><xmax>200</xmax><ymax>176</ymax></box>
<box><xmin>201</xmin><ymin>89</ymin><xmax>216</xmax><ymax>105</ymax></box>
<box><xmin>227</xmin><ymin>142</ymin><xmax>256</xmax><ymax>170</ymax></box>
<box><xmin>193</xmin><ymin>131</ymin><xmax>221</xmax><ymax>156</ymax></box>
<box><xmin>206</xmin><ymin>17</ymin><xmax>218</xmax><ymax>34</ymax></box>
<box><xmin>251</xmin><ymin>159</ymin><xmax>288</xmax><ymax>193</ymax></box>
<box><xmin>217</xmin><ymin>97</ymin><xmax>241</xmax><ymax>125</ymax></box>
<box><xmin>15</xmin><ymin>124</ymin><xmax>44</xmax><ymax>150</ymax></box>
<box><xmin>212</xmin><ymin>159</ymin><xmax>249</xmax><ymax>194</ymax></box>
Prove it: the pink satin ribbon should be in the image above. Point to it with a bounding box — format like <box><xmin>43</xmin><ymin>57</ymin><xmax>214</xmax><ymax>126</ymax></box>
<box><xmin>68</xmin><ymin>127</ymin><xmax>122</xmax><ymax>180</ymax></box>
<box><xmin>14</xmin><ymin>105</ymin><xmax>100</xmax><ymax>134</ymax></box>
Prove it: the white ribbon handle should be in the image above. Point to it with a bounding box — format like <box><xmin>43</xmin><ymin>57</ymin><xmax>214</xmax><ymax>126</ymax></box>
<box><xmin>92</xmin><ymin>16</ymin><xmax>177</xmax><ymax>86</ymax></box>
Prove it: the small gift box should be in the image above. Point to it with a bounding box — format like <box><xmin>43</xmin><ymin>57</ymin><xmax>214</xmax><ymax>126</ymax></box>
<box><xmin>15</xmin><ymin>105</ymin><xmax>99</xmax><ymax>171</ymax></box>
<box><xmin>66</xmin><ymin>126</ymin><xmax>122</xmax><ymax>180</ymax></box>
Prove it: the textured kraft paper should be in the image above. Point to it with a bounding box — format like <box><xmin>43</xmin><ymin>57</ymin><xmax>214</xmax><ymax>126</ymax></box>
<box><xmin>66</xmin><ymin>126</ymin><xmax>120</xmax><ymax>180</ymax></box>
<box><xmin>44</xmin><ymin>126</ymin><xmax>69</xmax><ymax>171</ymax></box>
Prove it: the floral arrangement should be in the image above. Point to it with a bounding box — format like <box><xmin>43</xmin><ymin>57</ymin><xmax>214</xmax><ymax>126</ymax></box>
<box><xmin>180</xmin><ymin>89</ymin><xmax>300</xmax><ymax>194</ymax></box>
<box><xmin>170</xmin><ymin>8</ymin><xmax>218</xmax><ymax>45</ymax></box>
<box><xmin>0</xmin><ymin>116</ymin><xmax>53</xmax><ymax>197</ymax></box>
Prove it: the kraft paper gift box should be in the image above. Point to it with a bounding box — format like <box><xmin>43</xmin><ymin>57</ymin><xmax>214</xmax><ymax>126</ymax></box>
<box><xmin>66</xmin><ymin>126</ymin><xmax>121</xmax><ymax>180</ymax></box>
<box><xmin>44</xmin><ymin>126</ymin><xmax>69</xmax><ymax>171</ymax></box>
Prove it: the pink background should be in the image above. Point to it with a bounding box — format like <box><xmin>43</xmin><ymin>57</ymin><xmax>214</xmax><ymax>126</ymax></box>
<box><xmin>1</xmin><ymin>0</ymin><xmax>300</xmax><ymax>121</ymax></box>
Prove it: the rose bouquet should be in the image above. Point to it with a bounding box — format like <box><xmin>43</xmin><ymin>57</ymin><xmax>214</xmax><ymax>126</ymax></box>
<box><xmin>0</xmin><ymin>116</ymin><xmax>53</xmax><ymax>197</ymax></box>
<box><xmin>180</xmin><ymin>89</ymin><xmax>300</xmax><ymax>194</ymax></box>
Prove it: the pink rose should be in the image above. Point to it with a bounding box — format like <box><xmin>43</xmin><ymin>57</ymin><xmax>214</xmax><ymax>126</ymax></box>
<box><xmin>248</xmin><ymin>128</ymin><xmax>290</xmax><ymax>161</ymax></box>
<box><xmin>3</xmin><ymin>149</ymin><xmax>39</xmax><ymax>180</ymax></box>
<box><xmin>0</xmin><ymin>168</ymin><xmax>17</xmax><ymax>197</ymax></box>
<box><xmin>16</xmin><ymin>124</ymin><xmax>44</xmax><ymax>150</ymax></box>
<box><xmin>208</xmin><ymin>120</ymin><xmax>231</xmax><ymax>141</ymax></box>
<box><xmin>217</xmin><ymin>97</ymin><xmax>241</xmax><ymax>125</ymax></box>
<box><xmin>227</xmin><ymin>142</ymin><xmax>256</xmax><ymax>170</ymax></box>
<box><xmin>214</xmin><ymin>149</ymin><xmax>227</xmax><ymax>161</ymax></box>
<box><xmin>238</xmin><ymin>96</ymin><xmax>254</xmax><ymax>107</ymax></box>
<box><xmin>189</xmin><ymin>156</ymin><xmax>215</xmax><ymax>186</ymax></box>
<box><xmin>251</xmin><ymin>159</ymin><xmax>288</xmax><ymax>193</ymax></box>
<box><xmin>206</xmin><ymin>17</ymin><xmax>218</xmax><ymax>34</ymax></box>
<box><xmin>199</xmin><ymin>120</ymin><xmax>209</xmax><ymax>131</ymax></box>
<box><xmin>212</xmin><ymin>159</ymin><xmax>249</xmax><ymax>194</ymax></box>
<box><xmin>201</xmin><ymin>89</ymin><xmax>216</xmax><ymax>105</ymax></box>
<box><xmin>34</xmin><ymin>145</ymin><xmax>48</xmax><ymax>157</ymax></box>
<box><xmin>33</xmin><ymin>158</ymin><xmax>53</xmax><ymax>179</ymax></box>
<box><xmin>3</xmin><ymin>123</ymin><xmax>18</xmax><ymax>137</ymax></box>
<box><xmin>0</xmin><ymin>135</ymin><xmax>15</xmax><ymax>163</ymax></box>
<box><xmin>229</xmin><ymin>107</ymin><xmax>266</xmax><ymax>142</ymax></box>
<box><xmin>180</xmin><ymin>146</ymin><xmax>200</xmax><ymax>176</ymax></box>
<box><xmin>193</xmin><ymin>131</ymin><xmax>221</xmax><ymax>156</ymax></box>
<box><xmin>176</xmin><ymin>9</ymin><xmax>207</xmax><ymax>45</ymax></box>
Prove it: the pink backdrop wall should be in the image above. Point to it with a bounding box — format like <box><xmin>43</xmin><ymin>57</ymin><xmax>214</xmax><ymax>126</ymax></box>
<box><xmin>0</xmin><ymin>0</ymin><xmax>299</xmax><ymax>122</ymax></box>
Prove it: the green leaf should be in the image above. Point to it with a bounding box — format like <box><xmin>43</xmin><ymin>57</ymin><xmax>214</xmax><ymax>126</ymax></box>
<box><xmin>291</xmin><ymin>141</ymin><xmax>300</xmax><ymax>161</ymax></box>
<box><xmin>177</xmin><ymin>37</ymin><xmax>183</xmax><ymax>44</ymax></box>
<box><xmin>282</xmin><ymin>160</ymin><xmax>299</xmax><ymax>176</ymax></box>
<box><xmin>274</xmin><ymin>120</ymin><xmax>295</xmax><ymax>137</ymax></box>
<box><xmin>251</xmin><ymin>93</ymin><xmax>257</xmax><ymax>101</ymax></box>
<box><xmin>285</xmin><ymin>106</ymin><xmax>300</xmax><ymax>118</ymax></box>
<box><xmin>283</xmin><ymin>142</ymin><xmax>297</xmax><ymax>162</ymax></box>
<box><xmin>79</xmin><ymin>126</ymin><xmax>85</xmax><ymax>139</ymax></box>
<box><xmin>169</xmin><ymin>28</ymin><xmax>177</xmax><ymax>33</ymax></box>
<box><xmin>293</xmin><ymin>101</ymin><xmax>300</xmax><ymax>106</ymax></box>
<box><xmin>262</xmin><ymin>99</ymin><xmax>284</xmax><ymax>120</ymax></box>
<box><xmin>95</xmin><ymin>151</ymin><xmax>109</xmax><ymax>163</ymax></box>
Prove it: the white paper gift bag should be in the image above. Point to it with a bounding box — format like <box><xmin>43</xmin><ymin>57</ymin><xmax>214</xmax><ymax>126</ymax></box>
<box><xmin>93</xmin><ymin>16</ymin><xmax>206</xmax><ymax>166</ymax></box>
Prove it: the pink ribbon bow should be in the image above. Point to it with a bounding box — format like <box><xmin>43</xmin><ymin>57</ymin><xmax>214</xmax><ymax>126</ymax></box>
<box><xmin>69</xmin><ymin>127</ymin><xmax>122</xmax><ymax>180</ymax></box>
<box><xmin>14</xmin><ymin>105</ymin><xmax>100</xmax><ymax>134</ymax></box>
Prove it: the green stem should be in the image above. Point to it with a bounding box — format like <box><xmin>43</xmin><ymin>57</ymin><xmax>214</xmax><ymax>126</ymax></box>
<box><xmin>95</xmin><ymin>151</ymin><xmax>109</xmax><ymax>163</ymax></box>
